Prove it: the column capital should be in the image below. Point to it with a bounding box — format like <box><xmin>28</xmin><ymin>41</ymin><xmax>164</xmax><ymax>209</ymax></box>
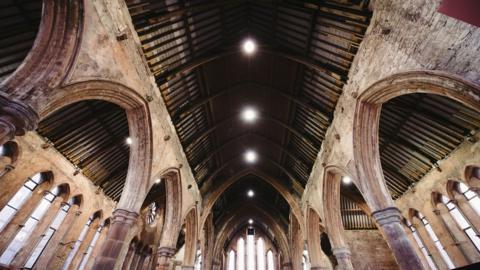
<box><xmin>111</xmin><ymin>208</ymin><xmax>139</xmax><ymax>226</ymax></box>
<box><xmin>371</xmin><ymin>207</ymin><xmax>402</xmax><ymax>226</ymax></box>
<box><xmin>0</xmin><ymin>93</ymin><xmax>38</xmax><ymax>139</ymax></box>
<box><xmin>433</xmin><ymin>209</ymin><xmax>441</xmax><ymax>215</ymax></box>
<box><xmin>157</xmin><ymin>246</ymin><xmax>176</xmax><ymax>258</ymax></box>
<box><xmin>332</xmin><ymin>247</ymin><xmax>351</xmax><ymax>258</ymax></box>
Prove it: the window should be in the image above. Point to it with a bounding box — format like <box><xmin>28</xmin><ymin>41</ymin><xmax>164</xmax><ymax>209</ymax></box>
<box><xmin>0</xmin><ymin>173</ymin><xmax>45</xmax><ymax>232</ymax></box>
<box><xmin>0</xmin><ymin>186</ymin><xmax>59</xmax><ymax>265</ymax></box>
<box><xmin>194</xmin><ymin>250</ymin><xmax>202</xmax><ymax>270</ymax></box>
<box><xmin>257</xmin><ymin>238</ymin><xmax>265</xmax><ymax>270</ymax></box>
<box><xmin>417</xmin><ymin>212</ymin><xmax>455</xmax><ymax>269</ymax></box>
<box><xmin>247</xmin><ymin>234</ymin><xmax>255</xmax><ymax>270</ymax></box>
<box><xmin>237</xmin><ymin>237</ymin><xmax>245</xmax><ymax>270</ymax></box>
<box><xmin>456</xmin><ymin>182</ymin><xmax>480</xmax><ymax>216</ymax></box>
<box><xmin>303</xmin><ymin>249</ymin><xmax>310</xmax><ymax>270</ymax></box>
<box><xmin>228</xmin><ymin>250</ymin><xmax>235</xmax><ymax>270</ymax></box>
<box><xmin>440</xmin><ymin>195</ymin><xmax>480</xmax><ymax>251</ymax></box>
<box><xmin>62</xmin><ymin>216</ymin><xmax>94</xmax><ymax>270</ymax></box>
<box><xmin>407</xmin><ymin>220</ymin><xmax>437</xmax><ymax>270</ymax></box>
<box><xmin>24</xmin><ymin>202</ymin><xmax>71</xmax><ymax>269</ymax></box>
<box><xmin>267</xmin><ymin>250</ymin><xmax>275</xmax><ymax>270</ymax></box>
<box><xmin>146</xmin><ymin>202</ymin><xmax>157</xmax><ymax>225</ymax></box>
<box><xmin>78</xmin><ymin>221</ymin><xmax>106</xmax><ymax>270</ymax></box>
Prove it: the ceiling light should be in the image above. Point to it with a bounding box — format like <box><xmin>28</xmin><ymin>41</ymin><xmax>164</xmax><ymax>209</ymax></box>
<box><xmin>342</xmin><ymin>176</ymin><xmax>352</xmax><ymax>185</ymax></box>
<box><xmin>126</xmin><ymin>137</ymin><xmax>133</xmax><ymax>145</ymax></box>
<box><xmin>155</xmin><ymin>178</ymin><xmax>161</xmax><ymax>184</ymax></box>
<box><xmin>248</xmin><ymin>219</ymin><xmax>254</xmax><ymax>224</ymax></box>
<box><xmin>244</xmin><ymin>150</ymin><xmax>257</xmax><ymax>163</ymax></box>
<box><xmin>241</xmin><ymin>107</ymin><xmax>258</xmax><ymax>123</ymax></box>
<box><xmin>242</xmin><ymin>39</ymin><xmax>256</xmax><ymax>55</ymax></box>
<box><xmin>247</xmin><ymin>190</ymin><xmax>255</xmax><ymax>198</ymax></box>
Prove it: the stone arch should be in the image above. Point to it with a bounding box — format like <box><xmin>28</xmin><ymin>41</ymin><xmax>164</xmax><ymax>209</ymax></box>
<box><xmin>322</xmin><ymin>165</ymin><xmax>354</xmax><ymax>250</ymax></box>
<box><xmin>0</xmin><ymin>0</ymin><xmax>85</xmax><ymax>143</ymax></box>
<box><xmin>465</xmin><ymin>165</ymin><xmax>480</xmax><ymax>189</ymax></box>
<box><xmin>182</xmin><ymin>206</ymin><xmax>199</xmax><ymax>268</ymax></box>
<box><xmin>0</xmin><ymin>141</ymin><xmax>19</xmax><ymax>166</ymax></box>
<box><xmin>39</xmin><ymin>80</ymin><xmax>152</xmax><ymax>212</ymax></box>
<box><xmin>306</xmin><ymin>206</ymin><xmax>332</xmax><ymax>269</ymax></box>
<box><xmin>54</xmin><ymin>182</ymin><xmax>71</xmax><ymax>201</ymax></box>
<box><xmin>154</xmin><ymin>168</ymin><xmax>183</xmax><ymax>268</ymax></box>
<box><xmin>212</xmin><ymin>205</ymin><xmax>291</xmax><ymax>266</ymax></box>
<box><xmin>200</xmin><ymin>168</ymin><xmax>304</xmax><ymax>238</ymax></box>
<box><xmin>352</xmin><ymin>71</ymin><xmax>480</xmax><ymax>269</ymax></box>
<box><xmin>353</xmin><ymin>70</ymin><xmax>480</xmax><ymax>210</ymax></box>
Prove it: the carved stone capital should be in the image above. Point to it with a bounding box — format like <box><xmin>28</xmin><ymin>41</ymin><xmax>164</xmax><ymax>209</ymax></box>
<box><xmin>0</xmin><ymin>93</ymin><xmax>38</xmax><ymax>138</ymax></box>
<box><xmin>157</xmin><ymin>246</ymin><xmax>176</xmax><ymax>258</ymax></box>
<box><xmin>371</xmin><ymin>207</ymin><xmax>402</xmax><ymax>226</ymax></box>
<box><xmin>111</xmin><ymin>208</ymin><xmax>139</xmax><ymax>226</ymax></box>
<box><xmin>332</xmin><ymin>247</ymin><xmax>351</xmax><ymax>259</ymax></box>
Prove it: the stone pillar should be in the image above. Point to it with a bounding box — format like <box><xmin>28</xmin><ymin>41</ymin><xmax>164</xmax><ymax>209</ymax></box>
<box><xmin>92</xmin><ymin>209</ymin><xmax>139</xmax><ymax>270</ymax></box>
<box><xmin>181</xmin><ymin>266</ymin><xmax>195</xmax><ymax>270</ymax></box>
<box><xmin>372</xmin><ymin>207</ymin><xmax>424</xmax><ymax>270</ymax></box>
<box><xmin>332</xmin><ymin>247</ymin><xmax>353</xmax><ymax>270</ymax></box>
<box><xmin>155</xmin><ymin>246</ymin><xmax>176</xmax><ymax>270</ymax></box>
<box><xmin>0</xmin><ymin>94</ymin><xmax>38</xmax><ymax>146</ymax></box>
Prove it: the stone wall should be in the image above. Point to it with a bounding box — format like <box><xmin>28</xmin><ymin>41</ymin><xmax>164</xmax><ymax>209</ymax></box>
<box><xmin>303</xmin><ymin>0</ymin><xmax>480</xmax><ymax>229</ymax></box>
<box><xmin>344</xmin><ymin>230</ymin><xmax>398</xmax><ymax>270</ymax></box>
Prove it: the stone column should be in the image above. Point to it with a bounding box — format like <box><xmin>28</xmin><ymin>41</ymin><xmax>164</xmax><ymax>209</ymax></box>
<box><xmin>332</xmin><ymin>247</ymin><xmax>353</xmax><ymax>270</ymax></box>
<box><xmin>181</xmin><ymin>266</ymin><xmax>195</xmax><ymax>270</ymax></box>
<box><xmin>92</xmin><ymin>209</ymin><xmax>139</xmax><ymax>270</ymax></box>
<box><xmin>0</xmin><ymin>94</ymin><xmax>38</xmax><ymax>146</ymax></box>
<box><xmin>372</xmin><ymin>207</ymin><xmax>425</xmax><ymax>270</ymax></box>
<box><xmin>155</xmin><ymin>246</ymin><xmax>176</xmax><ymax>270</ymax></box>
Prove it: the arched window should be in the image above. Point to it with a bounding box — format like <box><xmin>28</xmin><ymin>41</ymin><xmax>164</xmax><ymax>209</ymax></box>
<box><xmin>146</xmin><ymin>202</ymin><xmax>157</xmax><ymax>225</ymax></box>
<box><xmin>0</xmin><ymin>186</ymin><xmax>60</xmax><ymax>265</ymax></box>
<box><xmin>416</xmin><ymin>212</ymin><xmax>455</xmax><ymax>269</ymax></box>
<box><xmin>24</xmin><ymin>196</ymin><xmax>79</xmax><ymax>269</ymax></box>
<box><xmin>194</xmin><ymin>250</ymin><xmax>202</xmax><ymax>270</ymax></box>
<box><xmin>257</xmin><ymin>237</ymin><xmax>265</xmax><ymax>270</ymax></box>
<box><xmin>237</xmin><ymin>237</ymin><xmax>245</xmax><ymax>270</ymax></box>
<box><xmin>455</xmin><ymin>182</ymin><xmax>480</xmax><ymax>216</ymax></box>
<box><xmin>302</xmin><ymin>249</ymin><xmax>310</xmax><ymax>270</ymax></box>
<box><xmin>77</xmin><ymin>220</ymin><xmax>107</xmax><ymax>270</ymax></box>
<box><xmin>267</xmin><ymin>250</ymin><xmax>275</xmax><ymax>270</ymax></box>
<box><xmin>0</xmin><ymin>172</ymin><xmax>50</xmax><ymax>232</ymax></box>
<box><xmin>406</xmin><ymin>220</ymin><xmax>437</xmax><ymax>270</ymax></box>
<box><xmin>247</xmin><ymin>233</ymin><xmax>255</xmax><ymax>270</ymax></box>
<box><xmin>440</xmin><ymin>195</ymin><xmax>480</xmax><ymax>251</ymax></box>
<box><xmin>228</xmin><ymin>250</ymin><xmax>235</xmax><ymax>270</ymax></box>
<box><xmin>62</xmin><ymin>212</ymin><xmax>100</xmax><ymax>269</ymax></box>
